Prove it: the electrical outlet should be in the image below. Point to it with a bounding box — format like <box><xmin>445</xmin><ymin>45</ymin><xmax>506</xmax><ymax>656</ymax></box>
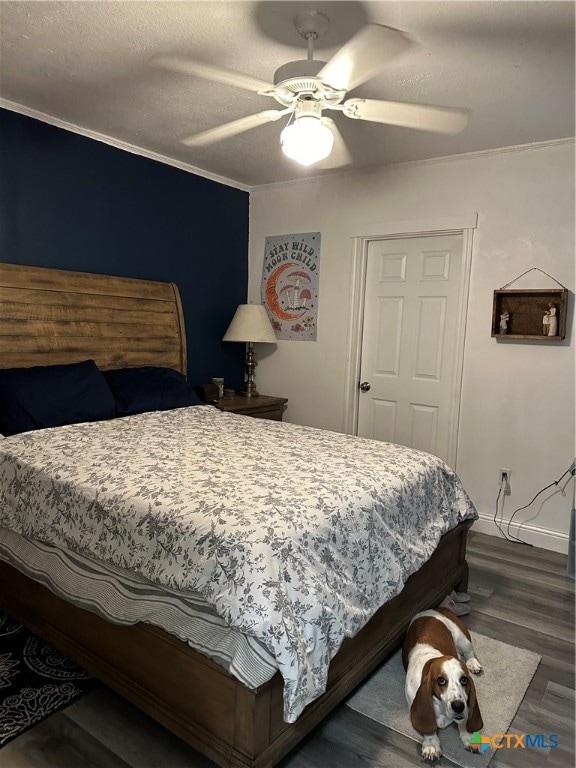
<box><xmin>499</xmin><ymin>468</ymin><xmax>511</xmax><ymax>493</ymax></box>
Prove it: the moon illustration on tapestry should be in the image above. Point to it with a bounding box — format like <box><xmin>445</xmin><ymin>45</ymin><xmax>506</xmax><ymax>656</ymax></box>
<box><xmin>261</xmin><ymin>232</ymin><xmax>321</xmax><ymax>341</ymax></box>
<box><xmin>265</xmin><ymin>263</ymin><xmax>307</xmax><ymax>321</ymax></box>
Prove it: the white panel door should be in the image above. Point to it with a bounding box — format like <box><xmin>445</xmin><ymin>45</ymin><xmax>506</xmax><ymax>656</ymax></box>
<box><xmin>357</xmin><ymin>234</ymin><xmax>464</xmax><ymax>462</ymax></box>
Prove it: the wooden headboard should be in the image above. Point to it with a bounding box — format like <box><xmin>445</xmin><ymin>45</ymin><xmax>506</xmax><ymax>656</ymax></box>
<box><xmin>0</xmin><ymin>263</ymin><xmax>187</xmax><ymax>374</ymax></box>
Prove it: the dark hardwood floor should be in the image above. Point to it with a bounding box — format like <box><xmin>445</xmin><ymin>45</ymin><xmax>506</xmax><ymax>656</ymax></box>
<box><xmin>1</xmin><ymin>531</ymin><xmax>573</xmax><ymax>768</ymax></box>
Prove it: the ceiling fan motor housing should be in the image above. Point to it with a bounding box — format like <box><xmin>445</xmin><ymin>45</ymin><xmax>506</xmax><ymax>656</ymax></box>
<box><xmin>269</xmin><ymin>60</ymin><xmax>345</xmax><ymax>107</ymax></box>
<box><xmin>273</xmin><ymin>59</ymin><xmax>325</xmax><ymax>87</ymax></box>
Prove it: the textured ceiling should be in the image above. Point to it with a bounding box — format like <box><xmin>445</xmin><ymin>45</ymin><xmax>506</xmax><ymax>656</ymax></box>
<box><xmin>1</xmin><ymin>1</ymin><xmax>574</xmax><ymax>188</ymax></box>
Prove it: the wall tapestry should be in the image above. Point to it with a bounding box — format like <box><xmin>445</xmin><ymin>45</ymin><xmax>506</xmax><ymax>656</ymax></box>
<box><xmin>261</xmin><ymin>232</ymin><xmax>320</xmax><ymax>341</ymax></box>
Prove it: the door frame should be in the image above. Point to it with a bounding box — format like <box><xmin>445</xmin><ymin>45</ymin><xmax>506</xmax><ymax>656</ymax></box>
<box><xmin>343</xmin><ymin>214</ymin><xmax>477</xmax><ymax>469</ymax></box>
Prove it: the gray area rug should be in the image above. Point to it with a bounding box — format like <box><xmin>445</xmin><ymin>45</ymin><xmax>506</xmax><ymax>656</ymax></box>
<box><xmin>346</xmin><ymin>632</ymin><xmax>541</xmax><ymax>768</ymax></box>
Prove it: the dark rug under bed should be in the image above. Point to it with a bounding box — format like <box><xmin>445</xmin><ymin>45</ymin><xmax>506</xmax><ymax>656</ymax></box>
<box><xmin>0</xmin><ymin>610</ymin><xmax>96</xmax><ymax>747</ymax></box>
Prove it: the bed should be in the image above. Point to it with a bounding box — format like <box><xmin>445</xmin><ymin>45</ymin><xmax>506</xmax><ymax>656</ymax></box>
<box><xmin>0</xmin><ymin>262</ymin><xmax>475</xmax><ymax>768</ymax></box>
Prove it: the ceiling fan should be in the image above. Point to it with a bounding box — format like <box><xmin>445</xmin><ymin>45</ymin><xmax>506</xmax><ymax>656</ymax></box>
<box><xmin>151</xmin><ymin>10</ymin><xmax>468</xmax><ymax>168</ymax></box>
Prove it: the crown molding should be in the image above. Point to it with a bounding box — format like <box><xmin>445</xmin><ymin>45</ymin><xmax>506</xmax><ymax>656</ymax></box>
<box><xmin>0</xmin><ymin>99</ymin><xmax>250</xmax><ymax>193</ymax></box>
<box><xmin>252</xmin><ymin>136</ymin><xmax>576</xmax><ymax>192</ymax></box>
<box><xmin>2</xmin><ymin>98</ymin><xmax>572</xmax><ymax>194</ymax></box>
<box><xmin>385</xmin><ymin>136</ymin><xmax>575</xmax><ymax>172</ymax></box>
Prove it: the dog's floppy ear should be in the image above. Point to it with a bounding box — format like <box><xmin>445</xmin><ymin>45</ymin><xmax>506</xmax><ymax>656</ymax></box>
<box><xmin>410</xmin><ymin>660</ymin><xmax>438</xmax><ymax>736</ymax></box>
<box><xmin>465</xmin><ymin>674</ymin><xmax>483</xmax><ymax>733</ymax></box>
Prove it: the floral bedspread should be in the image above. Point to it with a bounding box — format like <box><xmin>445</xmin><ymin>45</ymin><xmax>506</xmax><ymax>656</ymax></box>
<box><xmin>0</xmin><ymin>406</ymin><xmax>477</xmax><ymax>721</ymax></box>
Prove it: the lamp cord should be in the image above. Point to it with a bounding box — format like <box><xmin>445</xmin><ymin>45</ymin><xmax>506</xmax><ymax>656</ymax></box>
<box><xmin>493</xmin><ymin>463</ymin><xmax>575</xmax><ymax>546</ymax></box>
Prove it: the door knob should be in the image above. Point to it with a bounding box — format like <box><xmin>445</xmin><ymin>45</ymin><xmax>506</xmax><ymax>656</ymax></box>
<box><xmin>359</xmin><ymin>381</ymin><xmax>371</xmax><ymax>392</ymax></box>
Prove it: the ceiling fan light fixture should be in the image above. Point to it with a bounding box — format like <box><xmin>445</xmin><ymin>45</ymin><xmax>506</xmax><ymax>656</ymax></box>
<box><xmin>157</xmin><ymin>21</ymin><xmax>466</xmax><ymax>166</ymax></box>
<box><xmin>281</xmin><ymin>114</ymin><xmax>334</xmax><ymax>166</ymax></box>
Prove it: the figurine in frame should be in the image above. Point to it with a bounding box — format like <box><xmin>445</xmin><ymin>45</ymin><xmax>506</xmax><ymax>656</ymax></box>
<box><xmin>543</xmin><ymin>308</ymin><xmax>550</xmax><ymax>335</ymax></box>
<box><xmin>547</xmin><ymin>303</ymin><xmax>557</xmax><ymax>336</ymax></box>
<box><xmin>499</xmin><ymin>311</ymin><xmax>510</xmax><ymax>334</ymax></box>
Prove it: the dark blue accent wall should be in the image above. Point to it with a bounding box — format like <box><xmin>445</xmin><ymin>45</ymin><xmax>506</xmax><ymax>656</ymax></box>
<box><xmin>0</xmin><ymin>108</ymin><xmax>248</xmax><ymax>390</ymax></box>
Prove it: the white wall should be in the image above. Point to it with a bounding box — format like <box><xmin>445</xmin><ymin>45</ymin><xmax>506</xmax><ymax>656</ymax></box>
<box><xmin>248</xmin><ymin>140</ymin><xmax>575</xmax><ymax>553</ymax></box>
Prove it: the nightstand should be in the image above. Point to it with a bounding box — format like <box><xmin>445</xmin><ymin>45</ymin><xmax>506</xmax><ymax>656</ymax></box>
<box><xmin>214</xmin><ymin>394</ymin><xmax>288</xmax><ymax>421</ymax></box>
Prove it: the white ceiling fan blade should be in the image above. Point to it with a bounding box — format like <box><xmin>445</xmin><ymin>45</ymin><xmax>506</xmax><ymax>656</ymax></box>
<box><xmin>314</xmin><ymin>119</ymin><xmax>353</xmax><ymax>169</ymax></box>
<box><xmin>182</xmin><ymin>110</ymin><xmax>289</xmax><ymax>147</ymax></box>
<box><xmin>318</xmin><ymin>25</ymin><xmax>413</xmax><ymax>92</ymax></box>
<box><xmin>151</xmin><ymin>54</ymin><xmax>274</xmax><ymax>93</ymax></box>
<box><xmin>343</xmin><ymin>98</ymin><xmax>468</xmax><ymax>134</ymax></box>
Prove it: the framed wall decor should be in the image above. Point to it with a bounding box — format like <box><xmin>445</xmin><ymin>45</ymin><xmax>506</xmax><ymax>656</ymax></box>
<box><xmin>491</xmin><ymin>287</ymin><xmax>568</xmax><ymax>341</ymax></box>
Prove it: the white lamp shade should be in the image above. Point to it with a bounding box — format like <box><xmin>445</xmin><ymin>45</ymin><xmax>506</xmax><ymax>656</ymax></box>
<box><xmin>222</xmin><ymin>304</ymin><xmax>277</xmax><ymax>343</ymax></box>
<box><xmin>281</xmin><ymin>115</ymin><xmax>334</xmax><ymax>166</ymax></box>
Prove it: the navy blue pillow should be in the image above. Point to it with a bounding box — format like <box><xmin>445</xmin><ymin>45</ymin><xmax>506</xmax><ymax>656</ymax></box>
<box><xmin>0</xmin><ymin>360</ymin><xmax>116</xmax><ymax>436</ymax></box>
<box><xmin>102</xmin><ymin>366</ymin><xmax>201</xmax><ymax>416</ymax></box>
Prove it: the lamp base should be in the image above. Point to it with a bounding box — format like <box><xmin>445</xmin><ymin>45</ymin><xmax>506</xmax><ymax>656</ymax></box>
<box><xmin>240</xmin><ymin>388</ymin><xmax>259</xmax><ymax>398</ymax></box>
<box><xmin>242</xmin><ymin>343</ymin><xmax>259</xmax><ymax>398</ymax></box>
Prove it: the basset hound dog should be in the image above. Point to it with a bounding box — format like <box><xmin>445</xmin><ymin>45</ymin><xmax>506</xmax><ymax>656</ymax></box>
<box><xmin>402</xmin><ymin>607</ymin><xmax>483</xmax><ymax>762</ymax></box>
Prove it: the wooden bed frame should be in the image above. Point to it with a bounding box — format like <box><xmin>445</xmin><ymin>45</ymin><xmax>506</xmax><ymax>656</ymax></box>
<box><xmin>0</xmin><ymin>262</ymin><xmax>471</xmax><ymax>768</ymax></box>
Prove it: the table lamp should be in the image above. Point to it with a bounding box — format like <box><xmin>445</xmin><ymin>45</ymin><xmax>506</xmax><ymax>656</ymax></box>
<box><xmin>222</xmin><ymin>304</ymin><xmax>277</xmax><ymax>397</ymax></box>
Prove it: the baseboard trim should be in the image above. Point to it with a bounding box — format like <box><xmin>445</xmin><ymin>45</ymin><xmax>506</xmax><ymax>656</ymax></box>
<box><xmin>472</xmin><ymin>513</ymin><xmax>569</xmax><ymax>555</ymax></box>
